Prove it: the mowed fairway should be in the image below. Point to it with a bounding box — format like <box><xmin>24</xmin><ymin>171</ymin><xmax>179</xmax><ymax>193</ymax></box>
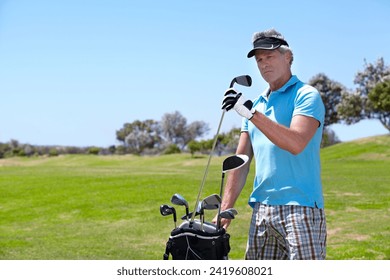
<box><xmin>0</xmin><ymin>135</ymin><xmax>389</xmax><ymax>260</ymax></box>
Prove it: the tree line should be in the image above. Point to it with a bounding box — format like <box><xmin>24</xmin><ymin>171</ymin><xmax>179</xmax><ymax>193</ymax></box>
<box><xmin>310</xmin><ymin>57</ymin><xmax>389</xmax><ymax>147</ymax></box>
<box><xmin>1</xmin><ymin>57</ymin><xmax>389</xmax><ymax>158</ymax></box>
<box><xmin>116</xmin><ymin>57</ymin><xmax>389</xmax><ymax>154</ymax></box>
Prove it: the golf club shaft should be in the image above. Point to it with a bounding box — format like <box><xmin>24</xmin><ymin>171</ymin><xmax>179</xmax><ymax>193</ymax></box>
<box><xmin>189</xmin><ymin>75</ymin><xmax>251</xmax><ymax>227</ymax></box>
<box><xmin>201</xmin><ymin>211</ymin><xmax>204</xmax><ymax>231</ymax></box>
<box><xmin>217</xmin><ymin>172</ymin><xmax>225</xmax><ymax>230</ymax></box>
<box><xmin>190</xmin><ymin>110</ymin><xmax>225</xmax><ymax>225</ymax></box>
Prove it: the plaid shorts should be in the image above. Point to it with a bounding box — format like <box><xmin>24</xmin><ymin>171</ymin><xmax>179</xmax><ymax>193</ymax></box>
<box><xmin>245</xmin><ymin>203</ymin><xmax>327</xmax><ymax>260</ymax></box>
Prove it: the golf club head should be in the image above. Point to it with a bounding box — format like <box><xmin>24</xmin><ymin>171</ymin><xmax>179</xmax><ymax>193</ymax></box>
<box><xmin>171</xmin><ymin>193</ymin><xmax>190</xmax><ymax>220</ymax></box>
<box><xmin>160</xmin><ymin>204</ymin><xmax>177</xmax><ymax>222</ymax></box>
<box><xmin>224</xmin><ymin>208</ymin><xmax>238</xmax><ymax>215</ymax></box>
<box><xmin>219</xmin><ymin>208</ymin><xmax>238</xmax><ymax>219</ymax></box>
<box><xmin>222</xmin><ymin>154</ymin><xmax>249</xmax><ymax>173</ymax></box>
<box><xmin>202</xmin><ymin>194</ymin><xmax>222</xmax><ymax>210</ymax></box>
<box><xmin>160</xmin><ymin>204</ymin><xmax>175</xmax><ymax>216</ymax></box>
<box><xmin>230</xmin><ymin>75</ymin><xmax>252</xmax><ymax>88</ymax></box>
<box><xmin>170</xmin><ymin>193</ymin><xmax>188</xmax><ymax>208</ymax></box>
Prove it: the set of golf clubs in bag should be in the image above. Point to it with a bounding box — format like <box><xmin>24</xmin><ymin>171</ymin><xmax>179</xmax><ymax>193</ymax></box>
<box><xmin>160</xmin><ymin>75</ymin><xmax>252</xmax><ymax>260</ymax></box>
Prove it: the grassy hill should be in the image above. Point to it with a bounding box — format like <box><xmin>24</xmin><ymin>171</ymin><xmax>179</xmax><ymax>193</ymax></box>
<box><xmin>320</xmin><ymin>134</ymin><xmax>389</xmax><ymax>259</ymax></box>
<box><xmin>0</xmin><ymin>135</ymin><xmax>388</xmax><ymax>259</ymax></box>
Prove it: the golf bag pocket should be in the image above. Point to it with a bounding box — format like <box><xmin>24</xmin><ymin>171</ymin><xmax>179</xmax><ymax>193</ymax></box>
<box><xmin>164</xmin><ymin>220</ymin><xmax>230</xmax><ymax>260</ymax></box>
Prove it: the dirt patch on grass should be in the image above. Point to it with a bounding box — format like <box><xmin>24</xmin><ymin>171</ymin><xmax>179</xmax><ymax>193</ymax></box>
<box><xmin>327</xmin><ymin>227</ymin><xmax>342</xmax><ymax>236</ymax></box>
<box><xmin>341</xmin><ymin>192</ymin><xmax>362</xmax><ymax>197</ymax></box>
<box><xmin>345</xmin><ymin>234</ymin><xmax>370</xmax><ymax>241</ymax></box>
<box><xmin>0</xmin><ymin>156</ymin><xmax>55</xmax><ymax>167</ymax></box>
<box><xmin>327</xmin><ymin>227</ymin><xmax>370</xmax><ymax>242</ymax></box>
<box><xmin>357</xmin><ymin>153</ymin><xmax>390</xmax><ymax>160</ymax></box>
<box><xmin>0</xmin><ymin>158</ymin><xmax>22</xmax><ymax>166</ymax></box>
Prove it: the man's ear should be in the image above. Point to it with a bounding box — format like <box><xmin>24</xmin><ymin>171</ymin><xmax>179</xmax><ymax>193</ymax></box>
<box><xmin>284</xmin><ymin>51</ymin><xmax>292</xmax><ymax>64</ymax></box>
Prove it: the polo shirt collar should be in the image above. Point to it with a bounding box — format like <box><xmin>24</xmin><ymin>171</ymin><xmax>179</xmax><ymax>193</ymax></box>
<box><xmin>276</xmin><ymin>75</ymin><xmax>299</xmax><ymax>93</ymax></box>
<box><xmin>261</xmin><ymin>75</ymin><xmax>299</xmax><ymax>99</ymax></box>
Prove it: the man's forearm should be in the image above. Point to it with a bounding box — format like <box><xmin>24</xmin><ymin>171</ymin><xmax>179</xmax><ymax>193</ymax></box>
<box><xmin>221</xmin><ymin>166</ymin><xmax>250</xmax><ymax>210</ymax></box>
<box><xmin>250</xmin><ymin>111</ymin><xmax>318</xmax><ymax>155</ymax></box>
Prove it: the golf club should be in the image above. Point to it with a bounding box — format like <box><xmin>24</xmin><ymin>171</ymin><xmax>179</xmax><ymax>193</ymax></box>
<box><xmin>181</xmin><ymin>211</ymin><xmax>198</xmax><ymax>220</ymax></box>
<box><xmin>216</xmin><ymin>154</ymin><xmax>249</xmax><ymax>229</ymax></box>
<box><xmin>218</xmin><ymin>208</ymin><xmax>238</xmax><ymax>230</ymax></box>
<box><xmin>181</xmin><ymin>201</ymin><xmax>202</xmax><ymax>220</ymax></box>
<box><xmin>229</xmin><ymin>75</ymin><xmax>252</xmax><ymax>88</ymax></box>
<box><xmin>202</xmin><ymin>194</ymin><xmax>221</xmax><ymax>230</ymax></box>
<box><xmin>219</xmin><ymin>208</ymin><xmax>238</xmax><ymax>219</ymax></box>
<box><xmin>190</xmin><ymin>75</ymin><xmax>252</xmax><ymax>228</ymax></box>
<box><xmin>160</xmin><ymin>204</ymin><xmax>177</xmax><ymax>228</ymax></box>
<box><xmin>219</xmin><ymin>154</ymin><xmax>249</xmax><ymax>197</ymax></box>
<box><xmin>171</xmin><ymin>193</ymin><xmax>189</xmax><ymax>221</ymax></box>
<box><xmin>202</xmin><ymin>194</ymin><xmax>222</xmax><ymax>210</ymax></box>
<box><xmin>197</xmin><ymin>201</ymin><xmax>205</xmax><ymax>231</ymax></box>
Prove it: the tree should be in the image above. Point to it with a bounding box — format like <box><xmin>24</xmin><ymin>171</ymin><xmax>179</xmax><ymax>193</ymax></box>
<box><xmin>368</xmin><ymin>80</ymin><xmax>390</xmax><ymax>130</ymax></box>
<box><xmin>216</xmin><ymin>128</ymin><xmax>241</xmax><ymax>155</ymax></box>
<box><xmin>187</xmin><ymin>140</ymin><xmax>201</xmax><ymax>157</ymax></box>
<box><xmin>116</xmin><ymin>123</ymin><xmax>133</xmax><ymax>145</ymax></box>
<box><xmin>0</xmin><ymin>142</ymin><xmax>11</xmax><ymax>158</ymax></box>
<box><xmin>321</xmin><ymin>127</ymin><xmax>340</xmax><ymax>148</ymax></box>
<box><xmin>184</xmin><ymin>121</ymin><xmax>210</xmax><ymax>146</ymax></box>
<box><xmin>160</xmin><ymin>111</ymin><xmax>187</xmax><ymax>148</ymax></box>
<box><xmin>309</xmin><ymin>73</ymin><xmax>345</xmax><ymax>127</ymax></box>
<box><xmin>115</xmin><ymin>111</ymin><xmax>209</xmax><ymax>155</ymax></box>
<box><xmin>337</xmin><ymin>92</ymin><xmax>363</xmax><ymax>124</ymax></box>
<box><xmin>116</xmin><ymin>119</ymin><xmax>162</xmax><ymax>154</ymax></box>
<box><xmin>337</xmin><ymin>58</ymin><xmax>390</xmax><ymax>131</ymax></box>
<box><xmin>160</xmin><ymin>111</ymin><xmax>209</xmax><ymax>149</ymax></box>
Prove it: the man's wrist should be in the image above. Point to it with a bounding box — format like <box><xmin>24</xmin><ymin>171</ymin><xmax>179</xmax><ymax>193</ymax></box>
<box><xmin>249</xmin><ymin>108</ymin><xmax>256</xmax><ymax>120</ymax></box>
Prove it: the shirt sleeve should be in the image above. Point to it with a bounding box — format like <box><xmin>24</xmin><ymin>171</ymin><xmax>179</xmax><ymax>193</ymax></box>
<box><xmin>293</xmin><ymin>85</ymin><xmax>325</xmax><ymax>126</ymax></box>
<box><xmin>241</xmin><ymin>116</ymin><xmax>249</xmax><ymax>132</ymax></box>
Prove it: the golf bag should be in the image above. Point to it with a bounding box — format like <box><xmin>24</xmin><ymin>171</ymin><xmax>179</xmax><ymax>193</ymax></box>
<box><xmin>160</xmin><ymin>75</ymin><xmax>252</xmax><ymax>260</ymax></box>
<box><xmin>163</xmin><ymin>220</ymin><xmax>230</xmax><ymax>260</ymax></box>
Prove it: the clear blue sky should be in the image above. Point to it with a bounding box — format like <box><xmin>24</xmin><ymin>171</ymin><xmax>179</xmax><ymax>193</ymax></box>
<box><xmin>0</xmin><ymin>0</ymin><xmax>389</xmax><ymax>147</ymax></box>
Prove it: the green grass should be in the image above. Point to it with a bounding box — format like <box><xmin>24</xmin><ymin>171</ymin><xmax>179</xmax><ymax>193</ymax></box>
<box><xmin>321</xmin><ymin>135</ymin><xmax>390</xmax><ymax>259</ymax></box>
<box><xmin>0</xmin><ymin>135</ymin><xmax>389</xmax><ymax>260</ymax></box>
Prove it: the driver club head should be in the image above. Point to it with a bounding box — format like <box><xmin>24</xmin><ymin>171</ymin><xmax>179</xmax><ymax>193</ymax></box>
<box><xmin>230</xmin><ymin>75</ymin><xmax>252</xmax><ymax>88</ymax></box>
<box><xmin>222</xmin><ymin>154</ymin><xmax>249</xmax><ymax>173</ymax></box>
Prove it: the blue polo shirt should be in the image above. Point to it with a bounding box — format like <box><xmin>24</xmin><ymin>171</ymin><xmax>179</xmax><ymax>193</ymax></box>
<box><xmin>242</xmin><ymin>75</ymin><xmax>325</xmax><ymax>209</ymax></box>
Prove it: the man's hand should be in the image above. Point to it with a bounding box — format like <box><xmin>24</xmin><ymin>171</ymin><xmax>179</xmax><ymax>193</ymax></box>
<box><xmin>211</xmin><ymin>214</ymin><xmax>232</xmax><ymax>230</ymax></box>
<box><xmin>222</xmin><ymin>88</ymin><xmax>255</xmax><ymax>119</ymax></box>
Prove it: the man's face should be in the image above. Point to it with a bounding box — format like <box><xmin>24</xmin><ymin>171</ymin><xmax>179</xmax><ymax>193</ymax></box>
<box><xmin>254</xmin><ymin>49</ymin><xmax>291</xmax><ymax>85</ymax></box>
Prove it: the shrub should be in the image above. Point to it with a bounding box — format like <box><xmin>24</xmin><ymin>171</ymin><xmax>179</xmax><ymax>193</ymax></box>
<box><xmin>163</xmin><ymin>144</ymin><xmax>181</xmax><ymax>155</ymax></box>
<box><xmin>88</xmin><ymin>147</ymin><xmax>101</xmax><ymax>155</ymax></box>
<box><xmin>49</xmin><ymin>148</ymin><xmax>59</xmax><ymax>157</ymax></box>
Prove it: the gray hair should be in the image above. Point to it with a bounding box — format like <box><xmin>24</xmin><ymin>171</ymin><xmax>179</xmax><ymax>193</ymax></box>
<box><xmin>252</xmin><ymin>28</ymin><xmax>294</xmax><ymax>65</ymax></box>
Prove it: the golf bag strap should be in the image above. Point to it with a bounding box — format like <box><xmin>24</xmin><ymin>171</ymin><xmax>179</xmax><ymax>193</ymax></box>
<box><xmin>163</xmin><ymin>240</ymin><xmax>171</xmax><ymax>260</ymax></box>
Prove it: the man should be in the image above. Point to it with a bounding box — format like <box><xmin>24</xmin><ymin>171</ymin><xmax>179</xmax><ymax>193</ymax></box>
<box><xmin>217</xmin><ymin>28</ymin><xmax>327</xmax><ymax>260</ymax></box>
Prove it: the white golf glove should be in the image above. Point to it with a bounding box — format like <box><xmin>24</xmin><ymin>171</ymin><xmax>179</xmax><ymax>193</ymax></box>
<box><xmin>222</xmin><ymin>88</ymin><xmax>255</xmax><ymax>120</ymax></box>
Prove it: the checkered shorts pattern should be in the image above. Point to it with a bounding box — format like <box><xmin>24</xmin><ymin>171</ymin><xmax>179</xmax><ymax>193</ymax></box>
<box><xmin>245</xmin><ymin>203</ymin><xmax>327</xmax><ymax>260</ymax></box>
